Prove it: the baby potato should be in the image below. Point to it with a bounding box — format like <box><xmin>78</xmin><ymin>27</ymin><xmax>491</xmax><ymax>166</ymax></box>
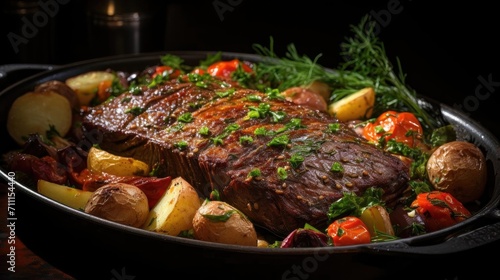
<box><xmin>65</xmin><ymin>71</ymin><xmax>115</xmax><ymax>106</ymax></box>
<box><xmin>328</xmin><ymin>87</ymin><xmax>375</xmax><ymax>121</ymax></box>
<box><xmin>87</xmin><ymin>147</ymin><xmax>150</xmax><ymax>176</ymax></box>
<box><xmin>192</xmin><ymin>200</ymin><xmax>257</xmax><ymax>246</ymax></box>
<box><xmin>84</xmin><ymin>183</ymin><xmax>149</xmax><ymax>228</ymax></box>
<box><xmin>7</xmin><ymin>91</ymin><xmax>72</xmax><ymax>145</ymax></box>
<box><xmin>426</xmin><ymin>141</ymin><xmax>487</xmax><ymax>203</ymax></box>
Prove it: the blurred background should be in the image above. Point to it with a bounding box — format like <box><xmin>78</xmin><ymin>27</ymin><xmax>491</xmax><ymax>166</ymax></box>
<box><xmin>1</xmin><ymin>0</ymin><xmax>499</xmax><ymax>139</ymax></box>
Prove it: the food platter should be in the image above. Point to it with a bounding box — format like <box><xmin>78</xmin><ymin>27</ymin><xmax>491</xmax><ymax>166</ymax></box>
<box><xmin>1</xmin><ymin>51</ymin><xmax>500</xmax><ymax>280</ymax></box>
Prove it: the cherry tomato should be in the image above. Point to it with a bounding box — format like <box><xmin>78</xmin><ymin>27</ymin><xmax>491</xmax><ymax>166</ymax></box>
<box><xmin>153</xmin><ymin>65</ymin><xmax>181</xmax><ymax>79</ymax></box>
<box><xmin>206</xmin><ymin>59</ymin><xmax>253</xmax><ymax>78</ymax></box>
<box><xmin>362</xmin><ymin>110</ymin><xmax>423</xmax><ymax>147</ymax></box>
<box><xmin>410</xmin><ymin>191</ymin><xmax>471</xmax><ymax>232</ymax></box>
<box><xmin>326</xmin><ymin>216</ymin><xmax>371</xmax><ymax>246</ymax></box>
<box><xmin>97</xmin><ymin>79</ymin><xmax>113</xmax><ymax>103</ymax></box>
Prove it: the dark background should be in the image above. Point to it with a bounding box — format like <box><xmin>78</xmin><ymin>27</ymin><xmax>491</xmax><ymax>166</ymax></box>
<box><xmin>1</xmin><ymin>1</ymin><xmax>499</xmax><ymax>279</ymax></box>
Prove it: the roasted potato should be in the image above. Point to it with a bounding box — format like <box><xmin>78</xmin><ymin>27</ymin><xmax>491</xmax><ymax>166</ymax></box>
<box><xmin>7</xmin><ymin>91</ymin><xmax>72</xmax><ymax>145</ymax></box>
<box><xmin>35</xmin><ymin>80</ymin><xmax>80</xmax><ymax>111</ymax></box>
<box><xmin>37</xmin><ymin>179</ymin><xmax>93</xmax><ymax>210</ymax></box>
<box><xmin>84</xmin><ymin>183</ymin><xmax>149</xmax><ymax>228</ymax></box>
<box><xmin>65</xmin><ymin>71</ymin><xmax>115</xmax><ymax>106</ymax></box>
<box><xmin>192</xmin><ymin>200</ymin><xmax>258</xmax><ymax>246</ymax></box>
<box><xmin>87</xmin><ymin>147</ymin><xmax>150</xmax><ymax>176</ymax></box>
<box><xmin>360</xmin><ymin>205</ymin><xmax>394</xmax><ymax>236</ymax></box>
<box><xmin>426</xmin><ymin>141</ymin><xmax>487</xmax><ymax>203</ymax></box>
<box><xmin>328</xmin><ymin>87</ymin><xmax>375</xmax><ymax>121</ymax></box>
<box><xmin>143</xmin><ymin>177</ymin><xmax>202</xmax><ymax>236</ymax></box>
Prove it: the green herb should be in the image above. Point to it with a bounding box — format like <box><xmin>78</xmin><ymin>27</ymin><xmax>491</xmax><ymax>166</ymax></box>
<box><xmin>289</xmin><ymin>154</ymin><xmax>305</xmax><ymax>169</ymax></box>
<box><xmin>178</xmin><ymin>112</ymin><xmax>193</xmax><ymax>123</ymax></box>
<box><xmin>246</xmin><ymin>94</ymin><xmax>262</xmax><ymax>102</ymax></box>
<box><xmin>330</xmin><ymin>162</ymin><xmax>344</xmax><ymax>173</ymax></box>
<box><xmin>125</xmin><ymin>106</ymin><xmax>144</xmax><ymax>116</ymax></box>
<box><xmin>254</xmin><ymin>127</ymin><xmax>274</xmax><ymax>136</ymax></box>
<box><xmin>239</xmin><ymin>135</ymin><xmax>254</xmax><ymax>144</ymax></box>
<box><xmin>160</xmin><ymin>54</ymin><xmax>184</xmax><ymax>70</ymax></box>
<box><xmin>327</xmin><ymin>187</ymin><xmax>384</xmax><ymax>221</ymax></box>
<box><xmin>202</xmin><ymin>210</ymin><xmax>236</xmax><ymax>222</ymax></box>
<box><xmin>215</xmin><ymin>88</ymin><xmax>236</xmax><ymax>98</ymax></box>
<box><xmin>267</xmin><ymin>134</ymin><xmax>289</xmax><ymax>147</ymax></box>
<box><xmin>328</xmin><ymin>123</ymin><xmax>340</xmax><ymax>133</ymax></box>
<box><xmin>199</xmin><ymin>52</ymin><xmax>222</xmax><ymax>68</ymax></box>
<box><xmin>277</xmin><ymin>167</ymin><xmax>287</xmax><ymax>180</ymax></box>
<box><xmin>248</xmin><ymin>168</ymin><xmax>261</xmax><ymax>178</ymax></box>
<box><xmin>174</xmin><ymin>140</ymin><xmax>188</xmax><ymax>150</ymax></box>
<box><xmin>199</xmin><ymin>126</ymin><xmax>210</xmax><ymax>136</ymax></box>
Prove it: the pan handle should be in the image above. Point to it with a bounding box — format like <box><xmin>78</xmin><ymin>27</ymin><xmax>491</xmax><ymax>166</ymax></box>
<box><xmin>0</xmin><ymin>64</ymin><xmax>56</xmax><ymax>79</ymax></box>
<box><xmin>369</xmin><ymin>211</ymin><xmax>500</xmax><ymax>255</ymax></box>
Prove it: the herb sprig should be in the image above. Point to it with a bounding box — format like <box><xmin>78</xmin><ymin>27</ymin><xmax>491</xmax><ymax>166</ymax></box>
<box><xmin>251</xmin><ymin>15</ymin><xmax>445</xmax><ymax>135</ymax></box>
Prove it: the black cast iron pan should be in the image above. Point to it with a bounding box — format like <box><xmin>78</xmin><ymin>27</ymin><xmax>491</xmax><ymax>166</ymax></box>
<box><xmin>1</xmin><ymin>52</ymin><xmax>500</xmax><ymax>280</ymax></box>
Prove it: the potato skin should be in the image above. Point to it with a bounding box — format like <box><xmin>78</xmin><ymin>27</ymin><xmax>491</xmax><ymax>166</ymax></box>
<box><xmin>192</xmin><ymin>200</ymin><xmax>257</xmax><ymax>246</ymax></box>
<box><xmin>84</xmin><ymin>183</ymin><xmax>149</xmax><ymax>228</ymax></box>
<box><xmin>426</xmin><ymin>141</ymin><xmax>487</xmax><ymax>203</ymax></box>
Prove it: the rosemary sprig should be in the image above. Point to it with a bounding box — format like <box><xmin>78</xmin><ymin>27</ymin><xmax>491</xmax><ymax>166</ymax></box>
<box><xmin>337</xmin><ymin>15</ymin><xmax>441</xmax><ymax>132</ymax></box>
<box><xmin>251</xmin><ymin>15</ymin><xmax>444</xmax><ymax>134</ymax></box>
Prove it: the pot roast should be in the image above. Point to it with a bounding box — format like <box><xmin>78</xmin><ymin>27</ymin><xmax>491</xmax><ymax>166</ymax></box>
<box><xmin>81</xmin><ymin>77</ymin><xmax>410</xmax><ymax>237</ymax></box>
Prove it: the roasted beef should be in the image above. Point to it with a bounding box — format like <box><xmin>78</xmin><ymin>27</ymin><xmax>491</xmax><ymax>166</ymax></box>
<box><xmin>81</xmin><ymin>77</ymin><xmax>410</xmax><ymax>237</ymax></box>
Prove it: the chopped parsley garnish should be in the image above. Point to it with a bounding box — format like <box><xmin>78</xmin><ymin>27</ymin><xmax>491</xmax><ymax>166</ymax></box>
<box><xmin>267</xmin><ymin>134</ymin><xmax>289</xmax><ymax>147</ymax></box>
<box><xmin>289</xmin><ymin>154</ymin><xmax>305</xmax><ymax>168</ymax></box>
<box><xmin>248</xmin><ymin>168</ymin><xmax>262</xmax><ymax>178</ymax></box>
<box><xmin>239</xmin><ymin>135</ymin><xmax>254</xmax><ymax>144</ymax></box>
<box><xmin>174</xmin><ymin>140</ymin><xmax>188</xmax><ymax>150</ymax></box>
<box><xmin>125</xmin><ymin>106</ymin><xmax>144</xmax><ymax>116</ymax></box>
<box><xmin>178</xmin><ymin>112</ymin><xmax>193</xmax><ymax>123</ymax></box>
<box><xmin>330</xmin><ymin>162</ymin><xmax>344</xmax><ymax>173</ymax></box>
<box><xmin>277</xmin><ymin>167</ymin><xmax>287</xmax><ymax>180</ymax></box>
<box><xmin>328</xmin><ymin>123</ymin><xmax>341</xmax><ymax>133</ymax></box>
<box><xmin>199</xmin><ymin>126</ymin><xmax>210</xmax><ymax>136</ymax></box>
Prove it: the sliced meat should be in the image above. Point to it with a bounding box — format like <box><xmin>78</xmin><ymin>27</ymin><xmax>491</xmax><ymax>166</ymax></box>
<box><xmin>82</xmin><ymin>78</ymin><xmax>409</xmax><ymax>237</ymax></box>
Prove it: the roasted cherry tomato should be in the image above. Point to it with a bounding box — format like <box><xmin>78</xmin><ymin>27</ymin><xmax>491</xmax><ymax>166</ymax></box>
<box><xmin>362</xmin><ymin>110</ymin><xmax>423</xmax><ymax>147</ymax></box>
<box><xmin>152</xmin><ymin>65</ymin><xmax>181</xmax><ymax>79</ymax></box>
<box><xmin>326</xmin><ymin>216</ymin><xmax>371</xmax><ymax>246</ymax></box>
<box><xmin>206</xmin><ymin>59</ymin><xmax>253</xmax><ymax>78</ymax></box>
<box><xmin>410</xmin><ymin>191</ymin><xmax>471</xmax><ymax>232</ymax></box>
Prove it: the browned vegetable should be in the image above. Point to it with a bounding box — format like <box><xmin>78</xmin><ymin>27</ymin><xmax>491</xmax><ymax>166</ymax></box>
<box><xmin>426</xmin><ymin>141</ymin><xmax>487</xmax><ymax>203</ymax></box>
<box><xmin>84</xmin><ymin>183</ymin><xmax>149</xmax><ymax>228</ymax></box>
<box><xmin>35</xmin><ymin>80</ymin><xmax>80</xmax><ymax>111</ymax></box>
<box><xmin>7</xmin><ymin>91</ymin><xmax>72</xmax><ymax>145</ymax></box>
<box><xmin>192</xmin><ymin>200</ymin><xmax>257</xmax><ymax>246</ymax></box>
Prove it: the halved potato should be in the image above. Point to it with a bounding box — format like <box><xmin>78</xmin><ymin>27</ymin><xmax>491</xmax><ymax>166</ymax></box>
<box><xmin>328</xmin><ymin>87</ymin><xmax>375</xmax><ymax>121</ymax></box>
<box><xmin>65</xmin><ymin>71</ymin><xmax>115</xmax><ymax>106</ymax></box>
<box><xmin>143</xmin><ymin>177</ymin><xmax>202</xmax><ymax>236</ymax></box>
<box><xmin>7</xmin><ymin>91</ymin><xmax>72</xmax><ymax>145</ymax></box>
<box><xmin>192</xmin><ymin>200</ymin><xmax>258</xmax><ymax>246</ymax></box>
<box><xmin>37</xmin><ymin>179</ymin><xmax>93</xmax><ymax>210</ymax></box>
<box><xmin>87</xmin><ymin>147</ymin><xmax>150</xmax><ymax>176</ymax></box>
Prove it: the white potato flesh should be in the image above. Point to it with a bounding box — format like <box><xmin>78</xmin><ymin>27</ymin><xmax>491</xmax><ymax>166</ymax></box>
<box><xmin>65</xmin><ymin>71</ymin><xmax>115</xmax><ymax>106</ymax></box>
<box><xmin>37</xmin><ymin>179</ymin><xmax>94</xmax><ymax>210</ymax></box>
<box><xmin>87</xmin><ymin>147</ymin><xmax>150</xmax><ymax>177</ymax></box>
<box><xmin>7</xmin><ymin>91</ymin><xmax>72</xmax><ymax>145</ymax></box>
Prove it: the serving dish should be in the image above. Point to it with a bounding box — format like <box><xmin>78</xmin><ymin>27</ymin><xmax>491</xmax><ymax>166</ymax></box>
<box><xmin>1</xmin><ymin>51</ymin><xmax>500</xmax><ymax>280</ymax></box>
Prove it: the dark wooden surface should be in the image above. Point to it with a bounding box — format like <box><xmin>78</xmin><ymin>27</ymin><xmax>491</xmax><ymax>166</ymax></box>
<box><xmin>0</xmin><ymin>183</ymin><xmax>75</xmax><ymax>280</ymax></box>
